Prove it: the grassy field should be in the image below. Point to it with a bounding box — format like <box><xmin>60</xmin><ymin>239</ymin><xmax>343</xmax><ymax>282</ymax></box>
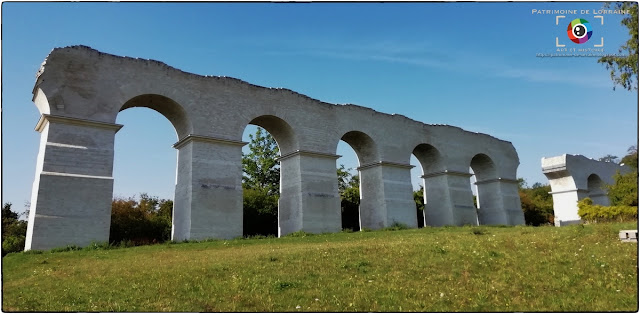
<box><xmin>2</xmin><ymin>222</ymin><xmax>638</xmax><ymax>312</ymax></box>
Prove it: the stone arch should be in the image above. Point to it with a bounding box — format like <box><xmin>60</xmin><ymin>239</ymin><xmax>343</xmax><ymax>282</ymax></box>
<box><xmin>413</xmin><ymin>143</ymin><xmax>443</xmax><ymax>174</ymax></box>
<box><xmin>338</xmin><ymin>131</ymin><xmax>387</xmax><ymax>230</ymax></box>
<box><xmin>542</xmin><ymin>154</ymin><xmax>628</xmax><ymax>226</ymax></box>
<box><xmin>241</xmin><ymin>115</ymin><xmax>299</xmax><ymax>237</ymax></box>
<box><xmin>470</xmin><ymin>153</ymin><xmax>497</xmax><ymax>182</ymax></box>
<box><xmin>244</xmin><ymin>115</ymin><xmax>310</xmax><ymax>237</ymax></box>
<box><xmin>469</xmin><ymin>153</ymin><xmax>505</xmax><ymax>225</ymax></box>
<box><xmin>247</xmin><ymin>115</ymin><xmax>299</xmax><ymax>155</ymax></box>
<box><xmin>412</xmin><ymin>143</ymin><xmax>443</xmax><ymax>227</ymax></box>
<box><xmin>115</xmin><ymin>94</ymin><xmax>193</xmax><ymax>242</ymax></box>
<box><xmin>120</xmin><ymin>94</ymin><xmax>191</xmax><ymax>140</ymax></box>
<box><xmin>32</xmin><ymin>88</ymin><xmax>51</xmax><ymax>115</ymax></box>
<box><xmin>340</xmin><ymin>131</ymin><xmax>380</xmax><ymax>165</ymax></box>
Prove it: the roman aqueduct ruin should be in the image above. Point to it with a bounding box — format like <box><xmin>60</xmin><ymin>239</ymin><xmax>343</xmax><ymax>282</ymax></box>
<box><xmin>25</xmin><ymin>46</ymin><xmax>525</xmax><ymax>250</ymax></box>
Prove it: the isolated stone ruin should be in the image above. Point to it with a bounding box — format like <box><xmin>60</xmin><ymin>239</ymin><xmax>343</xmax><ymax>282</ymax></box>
<box><xmin>25</xmin><ymin>46</ymin><xmax>525</xmax><ymax>250</ymax></box>
<box><xmin>542</xmin><ymin>154</ymin><xmax>629</xmax><ymax>226</ymax></box>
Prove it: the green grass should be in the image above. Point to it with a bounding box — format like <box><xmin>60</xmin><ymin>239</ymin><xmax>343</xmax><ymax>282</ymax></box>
<box><xmin>2</xmin><ymin>222</ymin><xmax>638</xmax><ymax>312</ymax></box>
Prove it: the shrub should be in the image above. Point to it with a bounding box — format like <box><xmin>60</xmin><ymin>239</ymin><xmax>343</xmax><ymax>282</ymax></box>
<box><xmin>577</xmin><ymin>197</ymin><xmax>638</xmax><ymax>223</ymax></box>
<box><xmin>109</xmin><ymin>195</ymin><xmax>172</xmax><ymax>246</ymax></box>
<box><xmin>607</xmin><ymin>170</ymin><xmax>638</xmax><ymax>206</ymax></box>
<box><xmin>2</xmin><ymin>203</ymin><xmax>28</xmax><ymax>256</ymax></box>
<box><xmin>2</xmin><ymin>235</ymin><xmax>25</xmax><ymax>256</ymax></box>
<box><xmin>243</xmin><ymin>188</ymin><xmax>278</xmax><ymax>237</ymax></box>
<box><xmin>341</xmin><ymin>186</ymin><xmax>360</xmax><ymax>231</ymax></box>
<box><xmin>518</xmin><ymin>182</ymin><xmax>554</xmax><ymax>226</ymax></box>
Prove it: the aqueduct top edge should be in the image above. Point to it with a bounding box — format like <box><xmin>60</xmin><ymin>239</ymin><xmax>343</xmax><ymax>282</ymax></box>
<box><xmin>35</xmin><ymin>45</ymin><xmax>513</xmax><ymax>146</ymax></box>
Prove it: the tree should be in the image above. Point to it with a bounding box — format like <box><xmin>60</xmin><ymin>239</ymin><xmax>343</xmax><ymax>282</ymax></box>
<box><xmin>2</xmin><ymin>203</ymin><xmax>28</xmax><ymax>255</ymax></box>
<box><xmin>518</xmin><ymin>179</ymin><xmax>554</xmax><ymax>226</ymax></box>
<box><xmin>243</xmin><ymin>188</ymin><xmax>279</xmax><ymax>237</ymax></box>
<box><xmin>608</xmin><ymin>145</ymin><xmax>639</xmax><ymax>206</ymax></box>
<box><xmin>337</xmin><ymin>164</ymin><xmax>352</xmax><ymax>193</ymax></box>
<box><xmin>338</xmin><ymin>166</ymin><xmax>360</xmax><ymax>231</ymax></box>
<box><xmin>599</xmin><ymin>154</ymin><xmax>620</xmax><ymax>163</ymax></box>
<box><xmin>242</xmin><ymin>127</ymin><xmax>280</xmax><ymax>196</ymax></box>
<box><xmin>620</xmin><ymin>145</ymin><xmax>638</xmax><ymax>169</ymax></box>
<box><xmin>598</xmin><ymin>2</ymin><xmax>638</xmax><ymax>91</ymax></box>
<box><xmin>242</xmin><ymin>127</ymin><xmax>281</xmax><ymax>236</ymax></box>
<box><xmin>607</xmin><ymin>170</ymin><xmax>638</xmax><ymax>206</ymax></box>
<box><xmin>109</xmin><ymin>195</ymin><xmax>173</xmax><ymax>245</ymax></box>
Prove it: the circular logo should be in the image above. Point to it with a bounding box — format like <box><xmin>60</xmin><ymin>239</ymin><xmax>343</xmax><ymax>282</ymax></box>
<box><xmin>567</xmin><ymin>18</ymin><xmax>592</xmax><ymax>44</ymax></box>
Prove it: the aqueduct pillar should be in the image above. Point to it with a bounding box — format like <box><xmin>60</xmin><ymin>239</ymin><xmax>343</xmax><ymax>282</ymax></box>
<box><xmin>358</xmin><ymin>162</ymin><xmax>417</xmax><ymax>230</ymax></box>
<box><xmin>475</xmin><ymin>178</ymin><xmax>524</xmax><ymax>225</ymax></box>
<box><xmin>171</xmin><ymin>135</ymin><xmax>245</xmax><ymax>241</ymax></box>
<box><xmin>278</xmin><ymin>151</ymin><xmax>342</xmax><ymax>236</ymax></box>
<box><xmin>25</xmin><ymin>115</ymin><xmax>122</xmax><ymax>250</ymax></box>
<box><xmin>422</xmin><ymin>170</ymin><xmax>476</xmax><ymax>226</ymax></box>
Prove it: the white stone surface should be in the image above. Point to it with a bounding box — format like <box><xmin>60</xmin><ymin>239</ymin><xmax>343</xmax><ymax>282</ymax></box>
<box><xmin>25</xmin><ymin>45</ymin><xmax>525</xmax><ymax>250</ymax></box>
<box><xmin>542</xmin><ymin>154</ymin><xmax>630</xmax><ymax>226</ymax></box>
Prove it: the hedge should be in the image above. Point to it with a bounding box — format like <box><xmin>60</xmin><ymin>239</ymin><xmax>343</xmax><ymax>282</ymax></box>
<box><xmin>577</xmin><ymin>197</ymin><xmax>638</xmax><ymax>223</ymax></box>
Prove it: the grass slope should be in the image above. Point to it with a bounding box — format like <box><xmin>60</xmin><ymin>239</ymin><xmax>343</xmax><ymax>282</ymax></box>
<box><xmin>2</xmin><ymin>222</ymin><xmax>638</xmax><ymax>312</ymax></box>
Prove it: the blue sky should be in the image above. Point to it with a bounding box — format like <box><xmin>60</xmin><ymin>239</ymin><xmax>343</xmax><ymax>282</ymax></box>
<box><xmin>2</xmin><ymin>2</ymin><xmax>637</xmax><ymax>215</ymax></box>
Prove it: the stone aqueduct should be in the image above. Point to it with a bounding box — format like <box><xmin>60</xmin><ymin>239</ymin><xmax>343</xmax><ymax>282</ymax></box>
<box><xmin>25</xmin><ymin>46</ymin><xmax>525</xmax><ymax>250</ymax></box>
<box><xmin>542</xmin><ymin>154</ymin><xmax>629</xmax><ymax>226</ymax></box>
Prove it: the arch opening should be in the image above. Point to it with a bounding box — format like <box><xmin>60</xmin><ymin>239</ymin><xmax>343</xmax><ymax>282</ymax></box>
<box><xmin>587</xmin><ymin>173</ymin><xmax>609</xmax><ymax>206</ymax></box>
<box><xmin>337</xmin><ymin>141</ymin><xmax>361</xmax><ymax>231</ymax></box>
<box><xmin>469</xmin><ymin>153</ymin><xmax>498</xmax><ymax>225</ymax></box>
<box><xmin>241</xmin><ymin>115</ymin><xmax>298</xmax><ymax>237</ymax></box>
<box><xmin>248</xmin><ymin>115</ymin><xmax>298</xmax><ymax>155</ymax></box>
<box><xmin>412</xmin><ymin>143</ymin><xmax>443</xmax><ymax>227</ymax></box>
<box><xmin>112</xmin><ymin>106</ymin><xmax>177</xmax><ymax>245</ymax></box>
<box><xmin>341</xmin><ymin>131</ymin><xmax>380</xmax><ymax>165</ymax></box>
<box><xmin>120</xmin><ymin>94</ymin><xmax>191</xmax><ymax>140</ymax></box>
<box><xmin>338</xmin><ymin>131</ymin><xmax>380</xmax><ymax>231</ymax></box>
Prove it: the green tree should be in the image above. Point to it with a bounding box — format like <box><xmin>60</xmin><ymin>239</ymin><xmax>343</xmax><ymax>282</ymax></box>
<box><xmin>607</xmin><ymin>170</ymin><xmax>638</xmax><ymax>206</ymax></box>
<box><xmin>338</xmin><ymin>166</ymin><xmax>360</xmax><ymax>231</ymax></box>
<box><xmin>242</xmin><ymin>127</ymin><xmax>280</xmax><ymax>196</ymax></box>
<box><xmin>2</xmin><ymin>203</ymin><xmax>28</xmax><ymax>255</ymax></box>
<box><xmin>518</xmin><ymin>179</ymin><xmax>554</xmax><ymax>226</ymax></box>
<box><xmin>242</xmin><ymin>127</ymin><xmax>281</xmax><ymax>237</ymax></box>
<box><xmin>109</xmin><ymin>194</ymin><xmax>173</xmax><ymax>245</ymax></box>
<box><xmin>620</xmin><ymin>145</ymin><xmax>638</xmax><ymax>169</ymax></box>
<box><xmin>607</xmin><ymin>146</ymin><xmax>639</xmax><ymax>206</ymax></box>
<box><xmin>337</xmin><ymin>164</ymin><xmax>352</xmax><ymax>193</ymax></box>
<box><xmin>599</xmin><ymin>154</ymin><xmax>620</xmax><ymax>163</ymax></box>
<box><xmin>598</xmin><ymin>2</ymin><xmax>638</xmax><ymax>91</ymax></box>
<box><xmin>243</xmin><ymin>188</ymin><xmax>279</xmax><ymax>237</ymax></box>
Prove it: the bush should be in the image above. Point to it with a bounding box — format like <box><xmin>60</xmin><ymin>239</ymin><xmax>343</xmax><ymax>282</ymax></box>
<box><xmin>341</xmin><ymin>186</ymin><xmax>360</xmax><ymax>232</ymax></box>
<box><xmin>2</xmin><ymin>203</ymin><xmax>28</xmax><ymax>256</ymax></box>
<box><xmin>518</xmin><ymin>181</ymin><xmax>554</xmax><ymax>226</ymax></box>
<box><xmin>109</xmin><ymin>195</ymin><xmax>173</xmax><ymax>246</ymax></box>
<box><xmin>243</xmin><ymin>188</ymin><xmax>278</xmax><ymax>237</ymax></box>
<box><xmin>607</xmin><ymin>170</ymin><xmax>638</xmax><ymax>206</ymax></box>
<box><xmin>577</xmin><ymin>197</ymin><xmax>638</xmax><ymax>223</ymax></box>
<box><xmin>2</xmin><ymin>235</ymin><xmax>25</xmax><ymax>256</ymax></box>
